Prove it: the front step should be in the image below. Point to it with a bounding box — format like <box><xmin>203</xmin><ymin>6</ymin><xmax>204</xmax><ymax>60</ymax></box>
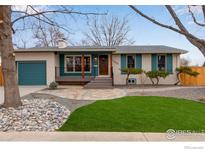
<box><xmin>84</xmin><ymin>77</ymin><xmax>113</xmax><ymax>89</ymax></box>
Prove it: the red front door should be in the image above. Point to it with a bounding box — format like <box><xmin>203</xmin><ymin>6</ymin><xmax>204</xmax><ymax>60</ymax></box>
<box><xmin>99</xmin><ymin>55</ymin><xmax>108</xmax><ymax>75</ymax></box>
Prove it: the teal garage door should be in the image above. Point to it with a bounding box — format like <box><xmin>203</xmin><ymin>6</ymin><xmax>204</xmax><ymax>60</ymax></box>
<box><xmin>17</xmin><ymin>61</ymin><xmax>46</xmax><ymax>85</ymax></box>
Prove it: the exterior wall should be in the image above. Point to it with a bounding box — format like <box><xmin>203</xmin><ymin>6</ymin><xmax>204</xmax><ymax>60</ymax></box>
<box><xmin>15</xmin><ymin>52</ymin><xmax>55</xmax><ymax>85</ymax></box>
<box><xmin>55</xmin><ymin>54</ymin><xmax>59</xmax><ymax>67</ymax></box>
<box><xmin>113</xmin><ymin>53</ymin><xmax>180</xmax><ymax>85</ymax></box>
<box><xmin>112</xmin><ymin>54</ymin><xmax>126</xmax><ymax>85</ymax></box>
<box><xmin>15</xmin><ymin>51</ymin><xmax>181</xmax><ymax>86</ymax></box>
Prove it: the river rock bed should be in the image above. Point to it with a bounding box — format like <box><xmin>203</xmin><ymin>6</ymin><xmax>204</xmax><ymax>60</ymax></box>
<box><xmin>0</xmin><ymin>99</ymin><xmax>70</xmax><ymax>132</ymax></box>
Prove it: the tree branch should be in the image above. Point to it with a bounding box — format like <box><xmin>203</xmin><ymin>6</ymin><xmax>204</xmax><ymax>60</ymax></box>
<box><xmin>12</xmin><ymin>8</ymin><xmax>107</xmax><ymax>25</ymax></box>
<box><xmin>165</xmin><ymin>5</ymin><xmax>205</xmax><ymax>45</ymax></box>
<box><xmin>28</xmin><ymin>5</ymin><xmax>57</xmax><ymax>27</ymax></box>
<box><xmin>129</xmin><ymin>5</ymin><xmax>205</xmax><ymax>44</ymax></box>
<box><xmin>13</xmin><ymin>9</ymin><xmax>70</xmax><ymax>33</ymax></box>
<box><xmin>202</xmin><ymin>5</ymin><xmax>205</xmax><ymax>21</ymax></box>
<box><xmin>165</xmin><ymin>6</ymin><xmax>190</xmax><ymax>33</ymax></box>
<box><xmin>188</xmin><ymin>5</ymin><xmax>205</xmax><ymax>27</ymax></box>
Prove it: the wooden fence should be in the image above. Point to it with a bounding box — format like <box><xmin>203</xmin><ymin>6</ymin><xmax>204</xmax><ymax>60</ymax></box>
<box><xmin>0</xmin><ymin>66</ymin><xmax>3</xmax><ymax>86</ymax></box>
<box><xmin>180</xmin><ymin>66</ymin><xmax>205</xmax><ymax>86</ymax></box>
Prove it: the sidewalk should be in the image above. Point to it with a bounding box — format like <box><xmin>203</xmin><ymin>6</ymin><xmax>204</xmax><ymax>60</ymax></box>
<box><xmin>0</xmin><ymin>132</ymin><xmax>205</xmax><ymax>141</ymax></box>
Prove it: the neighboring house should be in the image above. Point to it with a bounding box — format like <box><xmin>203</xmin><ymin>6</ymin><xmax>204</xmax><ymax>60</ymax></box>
<box><xmin>14</xmin><ymin>45</ymin><xmax>187</xmax><ymax>86</ymax></box>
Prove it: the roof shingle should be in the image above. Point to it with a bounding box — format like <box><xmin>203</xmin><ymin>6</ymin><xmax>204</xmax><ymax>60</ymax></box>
<box><xmin>14</xmin><ymin>45</ymin><xmax>188</xmax><ymax>54</ymax></box>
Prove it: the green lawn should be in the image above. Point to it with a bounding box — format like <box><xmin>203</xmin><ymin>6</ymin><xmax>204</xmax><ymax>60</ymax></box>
<box><xmin>59</xmin><ymin>96</ymin><xmax>205</xmax><ymax>132</ymax></box>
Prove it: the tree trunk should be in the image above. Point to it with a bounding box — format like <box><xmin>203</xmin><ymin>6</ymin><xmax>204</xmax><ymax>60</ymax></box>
<box><xmin>156</xmin><ymin>77</ymin><xmax>159</xmax><ymax>85</ymax></box>
<box><xmin>0</xmin><ymin>6</ymin><xmax>22</xmax><ymax>108</ymax></box>
<box><xmin>197</xmin><ymin>44</ymin><xmax>205</xmax><ymax>57</ymax></box>
<box><xmin>126</xmin><ymin>72</ymin><xmax>130</xmax><ymax>85</ymax></box>
<box><xmin>150</xmin><ymin>78</ymin><xmax>155</xmax><ymax>85</ymax></box>
<box><xmin>174</xmin><ymin>72</ymin><xmax>181</xmax><ymax>85</ymax></box>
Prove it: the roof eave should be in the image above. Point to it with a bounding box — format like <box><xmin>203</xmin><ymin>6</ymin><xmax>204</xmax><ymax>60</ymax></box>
<box><xmin>114</xmin><ymin>50</ymin><xmax>188</xmax><ymax>54</ymax></box>
<box><xmin>14</xmin><ymin>48</ymin><xmax>116</xmax><ymax>53</ymax></box>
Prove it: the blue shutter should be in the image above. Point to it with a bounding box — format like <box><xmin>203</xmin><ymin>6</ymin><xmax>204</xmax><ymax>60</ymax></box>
<box><xmin>166</xmin><ymin>54</ymin><xmax>173</xmax><ymax>73</ymax></box>
<box><xmin>59</xmin><ymin>54</ymin><xmax>64</xmax><ymax>76</ymax></box>
<box><xmin>92</xmin><ymin>54</ymin><xmax>98</xmax><ymax>76</ymax></box>
<box><xmin>151</xmin><ymin>54</ymin><xmax>157</xmax><ymax>71</ymax></box>
<box><xmin>121</xmin><ymin>54</ymin><xmax>126</xmax><ymax>74</ymax></box>
<box><xmin>135</xmin><ymin>54</ymin><xmax>142</xmax><ymax>69</ymax></box>
<box><xmin>121</xmin><ymin>54</ymin><xmax>126</xmax><ymax>69</ymax></box>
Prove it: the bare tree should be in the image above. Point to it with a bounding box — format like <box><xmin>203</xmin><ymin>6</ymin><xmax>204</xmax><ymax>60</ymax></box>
<box><xmin>129</xmin><ymin>5</ymin><xmax>205</xmax><ymax>57</ymax></box>
<box><xmin>83</xmin><ymin>16</ymin><xmax>134</xmax><ymax>46</ymax></box>
<box><xmin>0</xmin><ymin>5</ymin><xmax>105</xmax><ymax>108</ymax></box>
<box><xmin>180</xmin><ymin>58</ymin><xmax>190</xmax><ymax>66</ymax></box>
<box><xmin>0</xmin><ymin>6</ymin><xmax>21</xmax><ymax>107</ymax></box>
<box><xmin>33</xmin><ymin>23</ymin><xmax>66</xmax><ymax>47</ymax></box>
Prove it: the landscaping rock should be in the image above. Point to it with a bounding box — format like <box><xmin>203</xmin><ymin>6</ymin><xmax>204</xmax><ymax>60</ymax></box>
<box><xmin>0</xmin><ymin>99</ymin><xmax>70</xmax><ymax>132</ymax></box>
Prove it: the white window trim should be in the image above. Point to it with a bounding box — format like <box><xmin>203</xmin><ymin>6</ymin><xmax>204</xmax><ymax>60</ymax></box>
<box><xmin>64</xmin><ymin>55</ymin><xmax>91</xmax><ymax>73</ymax></box>
<box><xmin>157</xmin><ymin>54</ymin><xmax>167</xmax><ymax>71</ymax></box>
<box><xmin>126</xmin><ymin>54</ymin><xmax>136</xmax><ymax>69</ymax></box>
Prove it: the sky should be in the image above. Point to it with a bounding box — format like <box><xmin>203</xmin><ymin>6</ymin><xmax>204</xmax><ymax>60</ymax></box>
<box><xmin>12</xmin><ymin>5</ymin><xmax>205</xmax><ymax>66</ymax></box>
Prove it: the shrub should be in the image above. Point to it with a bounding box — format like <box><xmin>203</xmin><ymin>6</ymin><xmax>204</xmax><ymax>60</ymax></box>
<box><xmin>145</xmin><ymin>70</ymin><xmax>169</xmax><ymax>85</ymax></box>
<box><xmin>49</xmin><ymin>81</ymin><xmax>58</xmax><ymax>90</ymax></box>
<box><xmin>121</xmin><ymin>68</ymin><xmax>143</xmax><ymax>85</ymax></box>
<box><xmin>175</xmin><ymin>66</ymin><xmax>199</xmax><ymax>85</ymax></box>
<box><xmin>121</xmin><ymin>68</ymin><xmax>143</xmax><ymax>74</ymax></box>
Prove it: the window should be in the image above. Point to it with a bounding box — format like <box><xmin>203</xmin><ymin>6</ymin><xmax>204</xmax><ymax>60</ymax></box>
<box><xmin>75</xmin><ymin>56</ymin><xmax>82</xmax><ymax>72</ymax></box>
<box><xmin>65</xmin><ymin>55</ymin><xmax>91</xmax><ymax>72</ymax></box>
<box><xmin>84</xmin><ymin>56</ymin><xmax>91</xmax><ymax>72</ymax></box>
<box><xmin>65</xmin><ymin>56</ymin><xmax>73</xmax><ymax>72</ymax></box>
<box><xmin>157</xmin><ymin>55</ymin><xmax>166</xmax><ymax>71</ymax></box>
<box><xmin>127</xmin><ymin>55</ymin><xmax>135</xmax><ymax>68</ymax></box>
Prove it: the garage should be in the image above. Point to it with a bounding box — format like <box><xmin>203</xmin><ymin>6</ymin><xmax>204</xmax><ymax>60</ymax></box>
<box><xmin>17</xmin><ymin>61</ymin><xmax>46</xmax><ymax>85</ymax></box>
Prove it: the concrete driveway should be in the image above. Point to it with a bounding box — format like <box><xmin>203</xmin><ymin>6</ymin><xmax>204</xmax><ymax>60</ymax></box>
<box><xmin>0</xmin><ymin>86</ymin><xmax>46</xmax><ymax>105</ymax></box>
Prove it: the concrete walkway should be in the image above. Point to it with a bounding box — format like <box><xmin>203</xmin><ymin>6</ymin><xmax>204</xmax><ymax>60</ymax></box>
<box><xmin>0</xmin><ymin>132</ymin><xmax>205</xmax><ymax>141</ymax></box>
<box><xmin>37</xmin><ymin>85</ymin><xmax>205</xmax><ymax>101</ymax></box>
<box><xmin>37</xmin><ymin>86</ymin><xmax>127</xmax><ymax>100</ymax></box>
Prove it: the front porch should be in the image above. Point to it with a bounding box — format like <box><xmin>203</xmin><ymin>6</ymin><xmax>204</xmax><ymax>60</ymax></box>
<box><xmin>55</xmin><ymin>52</ymin><xmax>113</xmax><ymax>86</ymax></box>
<box><xmin>55</xmin><ymin>76</ymin><xmax>94</xmax><ymax>85</ymax></box>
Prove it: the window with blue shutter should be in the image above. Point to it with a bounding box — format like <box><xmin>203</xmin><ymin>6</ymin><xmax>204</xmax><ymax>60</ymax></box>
<box><xmin>166</xmin><ymin>54</ymin><xmax>173</xmax><ymax>73</ymax></box>
<box><xmin>127</xmin><ymin>55</ymin><xmax>135</xmax><ymax>68</ymax></box>
<box><xmin>135</xmin><ymin>54</ymin><xmax>142</xmax><ymax>69</ymax></box>
<box><xmin>151</xmin><ymin>54</ymin><xmax>173</xmax><ymax>73</ymax></box>
<box><xmin>121</xmin><ymin>54</ymin><xmax>126</xmax><ymax>74</ymax></box>
<box><xmin>158</xmin><ymin>55</ymin><xmax>166</xmax><ymax>71</ymax></box>
<box><xmin>151</xmin><ymin>54</ymin><xmax>157</xmax><ymax>71</ymax></box>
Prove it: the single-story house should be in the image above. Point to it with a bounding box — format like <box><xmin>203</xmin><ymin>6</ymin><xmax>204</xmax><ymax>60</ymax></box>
<box><xmin>14</xmin><ymin>45</ymin><xmax>187</xmax><ymax>87</ymax></box>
